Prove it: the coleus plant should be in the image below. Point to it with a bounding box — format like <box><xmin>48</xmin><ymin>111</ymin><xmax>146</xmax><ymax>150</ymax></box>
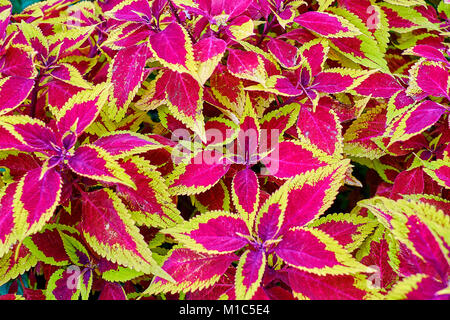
<box><xmin>0</xmin><ymin>0</ymin><xmax>449</xmax><ymax>301</ymax></box>
<box><xmin>145</xmin><ymin>161</ymin><xmax>383</xmax><ymax>300</ymax></box>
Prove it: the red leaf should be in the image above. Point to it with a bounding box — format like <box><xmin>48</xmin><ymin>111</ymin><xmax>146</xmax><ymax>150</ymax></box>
<box><xmin>267</xmin><ymin>38</ymin><xmax>299</xmax><ymax>69</ymax></box>
<box><xmin>0</xmin><ymin>77</ymin><xmax>34</xmax><ymax>115</ymax></box>
<box><xmin>99</xmin><ymin>282</ymin><xmax>127</xmax><ymax>300</ymax></box>
<box><xmin>149</xmin><ymin>22</ymin><xmax>194</xmax><ymax>73</ymax></box>
<box><xmin>294</xmin><ymin>11</ymin><xmax>359</xmax><ymax>38</ymax></box>
<box><xmin>232</xmin><ymin>168</ymin><xmax>259</xmax><ymax>221</ymax></box>
<box><xmin>148</xmin><ymin>248</ymin><xmax>236</xmax><ymax>295</ymax></box>
<box><xmin>354</xmin><ymin>73</ymin><xmax>403</xmax><ymax>98</ymax></box>
<box><xmin>108</xmin><ymin>44</ymin><xmax>151</xmax><ymax>120</ymax></box>
<box><xmin>288</xmin><ymin>269</ymin><xmax>368</xmax><ymax>300</ymax></box>
<box><xmin>261</xmin><ymin>140</ymin><xmax>329</xmax><ymax>178</ymax></box>
<box><xmin>168</xmin><ymin>149</ymin><xmax>230</xmax><ymax>195</ymax></box>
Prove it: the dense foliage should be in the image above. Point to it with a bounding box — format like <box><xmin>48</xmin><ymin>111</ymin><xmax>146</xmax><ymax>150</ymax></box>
<box><xmin>0</xmin><ymin>0</ymin><xmax>449</xmax><ymax>300</ymax></box>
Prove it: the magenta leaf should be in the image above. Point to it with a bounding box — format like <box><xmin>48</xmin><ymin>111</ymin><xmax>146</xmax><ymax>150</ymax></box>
<box><xmin>261</xmin><ymin>140</ymin><xmax>330</xmax><ymax>179</ymax></box>
<box><xmin>235</xmin><ymin>249</ymin><xmax>266</xmax><ymax>300</ymax></box>
<box><xmin>99</xmin><ymin>282</ymin><xmax>127</xmax><ymax>300</ymax></box>
<box><xmin>149</xmin><ymin>22</ymin><xmax>195</xmax><ymax>74</ymax></box>
<box><xmin>56</xmin><ymin>84</ymin><xmax>110</xmax><ymax>137</ymax></box>
<box><xmin>353</xmin><ymin>73</ymin><xmax>404</xmax><ymax>98</ymax></box>
<box><xmin>0</xmin><ymin>77</ymin><xmax>35</xmax><ymax>116</ymax></box>
<box><xmin>163</xmin><ymin>211</ymin><xmax>250</xmax><ymax>254</ymax></box>
<box><xmin>67</xmin><ymin>144</ymin><xmax>135</xmax><ymax>188</ymax></box>
<box><xmin>167</xmin><ymin>149</ymin><xmax>230</xmax><ymax>195</ymax></box>
<box><xmin>93</xmin><ymin>132</ymin><xmax>162</xmax><ymax>158</ymax></box>
<box><xmin>107</xmin><ymin>44</ymin><xmax>151</xmax><ymax>121</ymax></box>
<box><xmin>275</xmin><ymin>227</ymin><xmax>366</xmax><ymax>274</ymax></box>
<box><xmin>80</xmin><ymin>188</ymin><xmax>165</xmax><ymax>276</ymax></box>
<box><xmin>294</xmin><ymin>11</ymin><xmax>360</xmax><ymax>38</ymax></box>
<box><xmin>288</xmin><ymin>269</ymin><xmax>371</xmax><ymax>300</ymax></box>
<box><xmin>146</xmin><ymin>248</ymin><xmax>237</xmax><ymax>295</ymax></box>
<box><xmin>232</xmin><ymin>168</ymin><xmax>260</xmax><ymax>222</ymax></box>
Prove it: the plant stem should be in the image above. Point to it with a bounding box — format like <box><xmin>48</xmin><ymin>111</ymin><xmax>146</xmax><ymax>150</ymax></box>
<box><xmin>257</xmin><ymin>15</ymin><xmax>275</xmax><ymax>46</ymax></box>
<box><xmin>29</xmin><ymin>72</ymin><xmax>42</xmax><ymax>118</ymax></box>
<box><xmin>18</xmin><ymin>275</ymin><xmax>27</xmax><ymax>292</ymax></box>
